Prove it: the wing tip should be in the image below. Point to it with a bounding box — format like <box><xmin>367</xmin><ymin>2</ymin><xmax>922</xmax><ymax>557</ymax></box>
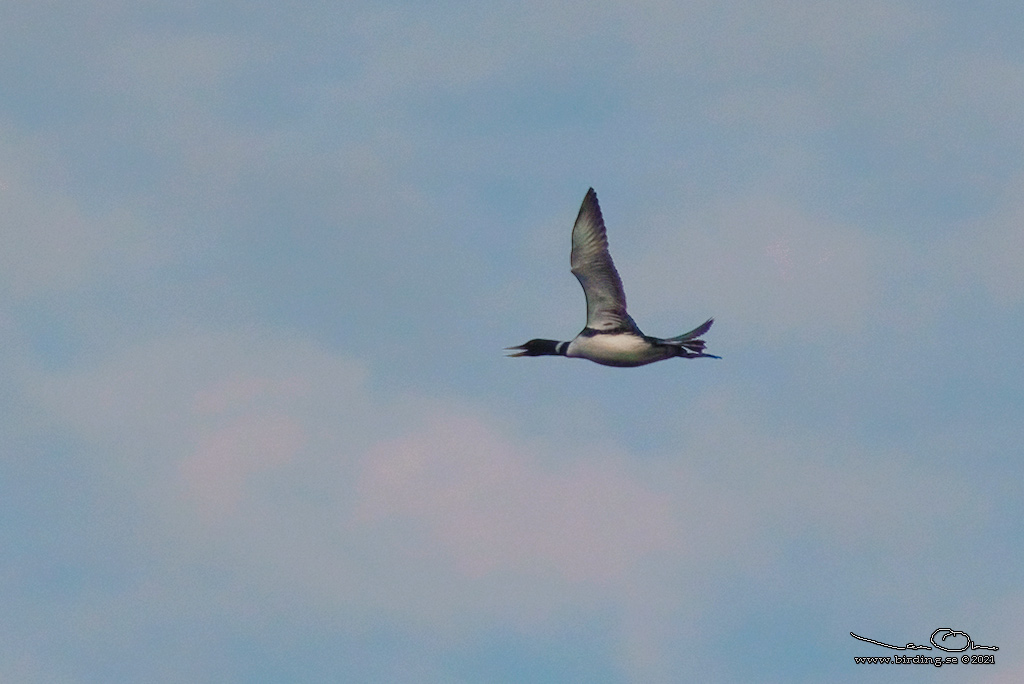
<box><xmin>577</xmin><ymin>187</ymin><xmax>604</xmax><ymax>225</ymax></box>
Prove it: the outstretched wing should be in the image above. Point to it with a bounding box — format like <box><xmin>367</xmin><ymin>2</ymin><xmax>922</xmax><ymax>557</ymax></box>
<box><xmin>570</xmin><ymin>188</ymin><xmax>634</xmax><ymax>332</ymax></box>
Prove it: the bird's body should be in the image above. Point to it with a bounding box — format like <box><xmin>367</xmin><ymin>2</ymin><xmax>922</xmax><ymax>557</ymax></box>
<box><xmin>507</xmin><ymin>188</ymin><xmax>718</xmax><ymax>367</ymax></box>
<box><xmin>566</xmin><ymin>329</ymin><xmax>682</xmax><ymax>367</ymax></box>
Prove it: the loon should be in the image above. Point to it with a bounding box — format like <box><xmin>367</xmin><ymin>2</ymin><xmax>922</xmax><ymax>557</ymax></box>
<box><xmin>507</xmin><ymin>188</ymin><xmax>719</xmax><ymax>367</ymax></box>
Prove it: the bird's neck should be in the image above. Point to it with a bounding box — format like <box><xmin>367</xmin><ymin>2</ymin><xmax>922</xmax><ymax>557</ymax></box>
<box><xmin>536</xmin><ymin>339</ymin><xmax>567</xmax><ymax>356</ymax></box>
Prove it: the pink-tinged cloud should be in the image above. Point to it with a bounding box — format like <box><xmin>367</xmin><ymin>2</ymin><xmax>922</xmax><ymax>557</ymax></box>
<box><xmin>191</xmin><ymin>374</ymin><xmax>283</xmax><ymax>416</ymax></box>
<box><xmin>29</xmin><ymin>333</ymin><xmax>367</xmax><ymax>527</ymax></box>
<box><xmin>182</xmin><ymin>371</ymin><xmax>314</xmax><ymax>518</ymax></box>
<box><xmin>356</xmin><ymin>411</ymin><xmax>679</xmax><ymax>586</ymax></box>
<box><xmin>180</xmin><ymin>413</ymin><xmax>306</xmax><ymax>517</ymax></box>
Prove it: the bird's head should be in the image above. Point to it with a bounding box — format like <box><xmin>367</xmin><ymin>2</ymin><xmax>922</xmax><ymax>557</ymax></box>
<box><xmin>505</xmin><ymin>339</ymin><xmax>561</xmax><ymax>357</ymax></box>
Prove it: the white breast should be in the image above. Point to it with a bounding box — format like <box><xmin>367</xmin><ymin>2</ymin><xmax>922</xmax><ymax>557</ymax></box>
<box><xmin>565</xmin><ymin>333</ymin><xmax>672</xmax><ymax>367</ymax></box>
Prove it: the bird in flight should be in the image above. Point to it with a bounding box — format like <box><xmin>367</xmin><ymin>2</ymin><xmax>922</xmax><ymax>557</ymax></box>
<box><xmin>507</xmin><ymin>188</ymin><xmax>719</xmax><ymax>367</ymax></box>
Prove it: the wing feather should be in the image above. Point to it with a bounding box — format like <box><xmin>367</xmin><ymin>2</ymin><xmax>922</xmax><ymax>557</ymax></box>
<box><xmin>570</xmin><ymin>188</ymin><xmax>634</xmax><ymax>332</ymax></box>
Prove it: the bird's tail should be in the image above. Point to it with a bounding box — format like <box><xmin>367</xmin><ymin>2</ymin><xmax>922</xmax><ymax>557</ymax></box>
<box><xmin>663</xmin><ymin>318</ymin><xmax>720</xmax><ymax>359</ymax></box>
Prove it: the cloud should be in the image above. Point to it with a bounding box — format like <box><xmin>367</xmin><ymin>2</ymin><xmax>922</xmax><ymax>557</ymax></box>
<box><xmin>627</xmin><ymin>192</ymin><xmax>883</xmax><ymax>342</ymax></box>
<box><xmin>12</xmin><ymin>310</ymin><xmax>1005</xmax><ymax>682</ymax></box>
<box><xmin>0</xmin><ymin>129</ymin><xmax>160</xmax><ymax>299</ymax></box>
<box><xmin>181</xmin><ymin>411</ymin><xmax>307</xmax><ymax>517</ymax></box>
<box><xmin>29</xmin><ymin>331</ymin><xmax>370</xmax><ymax>520</ymax></box>
<box><xmin>357</xmin><ymin>409</ymin><xmax>679</xmax><ymax>585</ymax></box>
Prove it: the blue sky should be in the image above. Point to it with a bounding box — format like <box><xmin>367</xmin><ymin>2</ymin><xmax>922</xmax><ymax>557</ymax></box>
<box><xmin>3</xmin><ymin>1</ymin><xmax>1023</xmax><ymax>682</ymax></box>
